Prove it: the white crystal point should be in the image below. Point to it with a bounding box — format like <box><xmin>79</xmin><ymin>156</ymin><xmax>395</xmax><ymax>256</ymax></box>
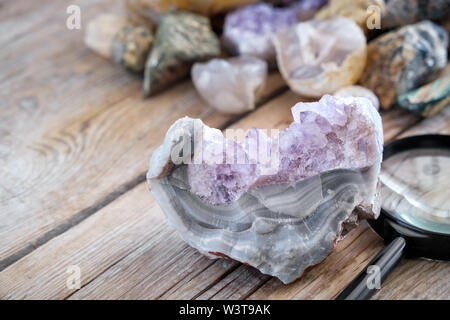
<box><xmin>148</xmin><ymin>95</ymin><xmax>383</xmax><ymax>284</ymax></box>
<box><xmin>192</xmin><ymin>56</ymin><xmax>268</xmax><ymax>114</ymax></box>
<box><xmin>334</xmin><ymin>85</ymin><xmax>380</xmax><ymax>110</ymax></box>
<box><xmin>273</xmin><ymin>18</ymin><xmax>367</xmax><ymax>98</ymax></box>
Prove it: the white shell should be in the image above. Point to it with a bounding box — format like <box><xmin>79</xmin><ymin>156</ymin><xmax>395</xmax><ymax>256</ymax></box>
<box><xmin>273</xmin><ymin>18</ymin><xmax>367</xmax><ymax>98</ymax></box>
<box><xmin>192</xmin><ymin>57</ymin><xmax>268</xmax><ymax>114</ymax></box>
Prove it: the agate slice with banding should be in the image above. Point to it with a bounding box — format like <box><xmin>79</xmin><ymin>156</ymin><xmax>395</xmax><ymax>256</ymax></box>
<box><xmin>191</xmin><ymin>56</ymin><xmax>268</xmax><ymax>114</ymax></box>
<box><xmin>360</xmin><ymin>21</ymin><xmax>448</xmax><ymax>109</ymax></box>
<box><xmin>143</xmin><ymin>12</ymin><xmax>220</xmax><ymax>97</ymax></box>
<box><xmin>273</xmin><ymin>18</ymin><xmax>367</xmax><ymax>98</ymax></box>
<box><xmin>222</xmin><ymin>3</ymin><xmax>298</xmax><ymax>64</ymax></box>
<box><xmin>147</xmin><ymin>95</ymin><xmax>383</xmax><ymax>284</ymax></box>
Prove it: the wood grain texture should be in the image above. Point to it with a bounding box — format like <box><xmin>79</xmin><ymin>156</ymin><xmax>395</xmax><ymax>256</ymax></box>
<box><xmin>0</xmin><ymin>0</ymin><xmax>286</xmax><ymax>268</ymax></box>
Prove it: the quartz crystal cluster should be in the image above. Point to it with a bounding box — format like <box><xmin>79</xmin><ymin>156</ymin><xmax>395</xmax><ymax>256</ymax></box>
<box><xmin>360</xmin><ymin>21</ymin><xmax>448</xmax><ymax>109</ymax></box>
<box><xmin>222</xmin><ymin>3</ymin><xmax>298</xmax><ymax>64</ymax></box>
<box><xmin>334</xmin><ymin>85</ymin><xmax>380</xmax><ymax>110</ymax></box>
<box><xmin>273</xmin><ymin>18</ymin><xmax>367</xmax><ymax>97</ymax></box>
<box><xmin>192</xmin><ymin>56</ymin><xmax>268</xmax><ymax>114</ymax></box>
<box><xmin>148</xmin><ymin>95</ymin><xmax>383</xmax><ymax>283</ymax></box>
<box><xmin>316</xmin><ymin>0</ymin><xmax>386</xmax><ymax>34</ymax></box>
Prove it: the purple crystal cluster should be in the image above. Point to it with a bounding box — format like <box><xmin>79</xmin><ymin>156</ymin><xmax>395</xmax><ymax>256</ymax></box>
<box><xmin>222</xmin><ymin>3</ymin><xmax>298</xmax><ymax>63</ymax></box>
<box><xmin>187</xmin><ymin>95</ymin><xmax>382</xmax><ymax>205</ymax></box>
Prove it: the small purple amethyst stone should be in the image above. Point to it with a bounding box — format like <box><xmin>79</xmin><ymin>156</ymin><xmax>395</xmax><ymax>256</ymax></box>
<box><xmin>222</xmin><ymin>3</ymin><xmax>298</xmax><ymax>64</ymax></box>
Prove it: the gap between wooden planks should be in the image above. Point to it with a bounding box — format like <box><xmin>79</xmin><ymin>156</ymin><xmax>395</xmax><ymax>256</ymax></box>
<box><xmin>4</xmin><ymin>88</ymin><xmax>447</xmax><ymax>300</ymax></box>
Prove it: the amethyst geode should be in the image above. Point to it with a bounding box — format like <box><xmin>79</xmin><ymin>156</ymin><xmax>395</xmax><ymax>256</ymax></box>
<box><xmin>148</xmin><ymin>95</ymin><xmax>383</xmax><ymax>283</ymax></box>
<box><xmin>222</xmin><ymin>3</ymin><xmax>298</xmax><ymax>64</ymax></box>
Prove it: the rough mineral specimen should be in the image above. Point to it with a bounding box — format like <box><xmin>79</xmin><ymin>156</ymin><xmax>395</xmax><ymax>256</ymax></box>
<box><xmin>398</xmin><ymin>72</ymin><xmax>450</xmax><ymax>117</ymax></box>
<box><xmin>126</xmin><ymin>0</ymin><xmax>258</xmax><ymax>27</ymax></box>
<box><xmin>143</xmin><ymin>12</ymin><xmax>220</xmax><ymax>97</ymax></box>
<box><xmin>111</xmin><ymin>25</ymin><xmax>153</xmax><ymax>72</ymax></box>
<box><xmin>147</xmin><ymin>95</ymin><xmax>383</xmax><ymax>284</ymax></box>
<box><xmin>273</xmin><ymin>18</ymin><xmax>367</xmax><ymax>98</ymax></box>
<box><xmin>383</xmin><ymin>0</ymin><xmax>450</xmax><ymax>28</ymax></box>
<box><xmin>222</xmin><ymin>3</ymin><xmax>298</xmax><ymax>65</ymax></box>
<box><xmin>192</xmin><ymin>56</ymin><xmax>268</xmax><ymax>114</ymax></box>
<box><xmin>360</xmin><ymin>21</ymin><xmax>448</xmax><ymax>109</ymax></box>
<box><xmin>315</xmin><ymin>0</ymin><xmax>386</xmax><ymax>34</ymax></box>
<box><xmin>334</xmin><ymin>85</ymin><xmax>380</xmax><ymax>110</ymax></box>
<box><xmin>85</xmin><ymin>14</ymin><xmax>129</xmax><ymax>59</ymax></box>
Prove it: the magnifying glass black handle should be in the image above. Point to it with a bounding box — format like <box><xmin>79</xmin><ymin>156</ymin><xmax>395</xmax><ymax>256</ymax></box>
<box><xmin>336</xmin><ymin>237</ymin><xmax>406</xmax><ymax>300</ymax></box>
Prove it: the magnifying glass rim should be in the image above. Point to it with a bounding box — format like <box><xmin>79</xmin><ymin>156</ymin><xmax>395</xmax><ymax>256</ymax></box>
<box><xmin>381</xmin><ymin>134</ymin><xmax>450</xmax><ymax>238</ymax></box>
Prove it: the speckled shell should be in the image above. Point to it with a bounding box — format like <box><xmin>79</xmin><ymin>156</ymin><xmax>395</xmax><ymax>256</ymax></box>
<box><xmin>360</xmin><ymin>20</ymin><xmax>448</xmax><ymax>109</ymax></box>
<box><xmin>142</xmin><ymin>12</ymin><xmax>220</xmax><ymax>97</ymax></box>
<box><xmin>111</xmin><ymin>25</ymin><xmax>153</xmax><ymax>72</ymax></box>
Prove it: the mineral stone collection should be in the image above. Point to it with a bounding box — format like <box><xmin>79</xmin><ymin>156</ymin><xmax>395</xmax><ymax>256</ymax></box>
<box><xmin>398</xmin><ymin>72</ymin><xmax>450</xmax><ymax>117</ymax></box>
<box><xmin>111</xmin><ymin>25</ymin><xmax>153</xmax><ymax>72</ymax></box>
<box><xmin>85</xmin><ymin>14</ymin><xmax>129</xmax><ymax>59</ymax></box>
<box><xmin>126</xmin><ymin>0</ymin><xmax>258</xmax><ymax>27</ymax></box>
<box><xmin>273</xmin><ymin>18</ymin><xmax>367</xmax><ymax>97</ymax></box>
<box><xmin>383</xmin><ymin>0</ymin><xmax>450</xmax><ymax>28</ymax></box>
<box><xmin>147</xmin><ymin>95</ymin><xmax>383</xmax><ymax>283</ymax></box>
<box><xmin>360</xmin><ymin>21</ymin><xmax>448</xmax><ymax>109</ymax></box>
<box><xmin>334</xmin><ymin>85</ymin><xmax>380</xmax><ymax>110</ymax></box>
<box><xmin>315</xmin><ymin>0</ymin><xmax>386</xmax><ymax>34</ymax></box>
<box><xmin>143</xmin><ymin>12</ymin><xmax>220</xmax><ymax>97</ymax></box>
<box><xmin>222</xmin><ymin>3</ymin><xmax>298</xmax><ymax>64</ymax></box>
<box><xmin>192</xmin><ymin>56</ymin><xmax>268</xmax><ymax>114</ymax></box>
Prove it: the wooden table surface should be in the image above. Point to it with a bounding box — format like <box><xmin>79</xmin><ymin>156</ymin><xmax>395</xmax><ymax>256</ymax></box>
<box><xmin>1</xmin><ymin>0</ymin><xmax>449</xmax><ymax>300</ymax></box>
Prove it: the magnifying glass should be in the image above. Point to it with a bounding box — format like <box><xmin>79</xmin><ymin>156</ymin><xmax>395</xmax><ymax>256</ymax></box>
<box><xmin>337</xmin><ymin>134</ymin><xmax>450</xmax><ymax>300</ymax></box>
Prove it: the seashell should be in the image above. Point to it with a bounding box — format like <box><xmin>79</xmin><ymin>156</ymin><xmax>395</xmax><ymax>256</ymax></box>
<box><xmin>142</xmin><ymin>12</ymin><xmax>220</xmax><ymax>97</ymax></box>
<box><xmin>383</xmin><ymin>0</ymin><xmax>450</xmax><ymax>28</ymax></box>
<box><xmin>147</xmin><ymin>95</ymin><xmax>383</xmax><ymax>284</ymax></box>
<box><xmin>315</xmin><ymin>0</ymin><xmax>386</xmax><ymax>34</ymax></box>
<box><xmin>273</xmin><ymin>18</ymin><xmax>367</xmax><ymax>98</ymax></box>
<box><xmin>222</xmin><ymin>3</ymin><xmax>298</xmax><ymax>65</ymax></box>
<box><xmin>360</xmin><ymin>20</ymin><xmax>448</xmax><ymax>109</ymax></box>
<box><xmin>334</xmin><ymin>85</ymin><xmax>380</xmax><ymax>110</ymax></box>
<box><xmin>192</xmin><ymin>56</ymin><xmax>268</xmax><ymax>115</ymax></box>
<box><xmin>398</xmin><ymin>71</ymin><xmax>450</xmax><ymax>117</ymax></box>
<box><xmin>84</xmin><ymin>14</ymin><xmax>129</xmax><ymax>59</ymax></box>
<box><xmin>111</xmin><ymin>25</ymin><xmax>153</xmax><ymax>73</ymax></box>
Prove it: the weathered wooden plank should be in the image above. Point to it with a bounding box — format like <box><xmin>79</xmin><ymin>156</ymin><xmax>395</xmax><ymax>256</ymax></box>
<box><xmin>0</xmin><ymin>0</ymin><xmax>286</xmax><ymax>268</ymax></box>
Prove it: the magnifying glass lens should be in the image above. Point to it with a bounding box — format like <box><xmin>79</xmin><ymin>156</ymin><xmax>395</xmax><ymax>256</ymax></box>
<box><xmin>380</xmin><ymin>147</ymin><xmax>450</xmax><ymax>235</ymax></box>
